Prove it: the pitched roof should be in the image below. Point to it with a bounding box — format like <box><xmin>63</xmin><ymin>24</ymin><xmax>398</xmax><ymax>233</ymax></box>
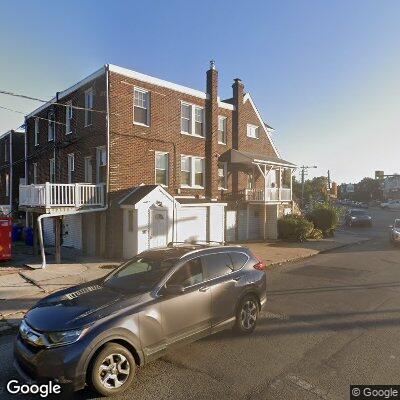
<box><xmin>119</xmin><ymin>185</ymin><xmax>158</xmax><ymax>206</ymax></box>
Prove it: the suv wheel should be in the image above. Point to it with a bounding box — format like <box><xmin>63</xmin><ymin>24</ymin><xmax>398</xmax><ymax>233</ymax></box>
<box><xmin>234</xmin><ymin>295</ymin><xmax>259</xmax><ymax>334</ymax></box>
<box><xmin>89</xmin><ymin>343</ymin><xmax>136</xmax><ymax>397</ymax></box>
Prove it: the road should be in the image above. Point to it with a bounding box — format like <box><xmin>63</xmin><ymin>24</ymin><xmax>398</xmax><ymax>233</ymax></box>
<box><xmin>1</xmin><ymin>208</ymin><xmax>399</xmax><ymax>399</ymax></box>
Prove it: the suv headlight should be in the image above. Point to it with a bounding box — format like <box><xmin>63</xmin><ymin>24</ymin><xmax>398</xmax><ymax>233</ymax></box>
<box><xmin>46</xmin><ymin>328</ymin><xmax>87</xmax><ymax>347</ymax></box>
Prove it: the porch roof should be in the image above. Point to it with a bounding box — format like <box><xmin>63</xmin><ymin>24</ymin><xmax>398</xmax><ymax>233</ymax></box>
<box><xmin>220</xmin><ymin>149</ymin><xmax>296</xmax><ymax>168</ymax></box>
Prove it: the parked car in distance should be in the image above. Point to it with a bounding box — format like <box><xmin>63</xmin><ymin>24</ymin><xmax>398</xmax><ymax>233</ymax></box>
<box><xmin>389</xmin><ymin>219</ymin><xmax>400</xmax><ymax>245</ymax></box>
<box><xmin>14</xmin><ymin>244</ymin><xmax>267</xmax><ymax>397</ymax></box>
<box><xmin>381</xmin><ymin>199</ymin><xmax>400</xmax><ymax>210</ymax></box>
<box><xmin>345</xmin><ymin>209</ymin><xmax>373</xmax><ymax>227</ymax></box>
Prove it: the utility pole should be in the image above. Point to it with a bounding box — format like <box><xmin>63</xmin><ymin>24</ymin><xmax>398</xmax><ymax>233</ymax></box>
<box><xmin>327</xmin><ymin>170</ymin><xmax>331</xmax><ymax>190</ymax></box>
<box><xmin>300</xmin><ymin>165</ymin><xmax>317</xmax><ymax>209</ymax></box>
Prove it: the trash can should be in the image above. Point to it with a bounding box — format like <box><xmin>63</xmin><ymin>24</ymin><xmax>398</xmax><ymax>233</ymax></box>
<box><xmin>12</xmin><ymin>224</ymin><xmax>23</xmax><ymax>242</ymax></box>
<box><xmin>24</xmin><ymin>227</ymin><xmax>34</xmax><ymax>246</ymax></box>
<box><xmin>0</xmin><ymin>217</ymin><xmax>12</xmax><ymax>261</ymax></box>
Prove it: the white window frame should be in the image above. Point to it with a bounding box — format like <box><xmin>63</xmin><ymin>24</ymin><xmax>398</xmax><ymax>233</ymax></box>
<box><xmin>218</xmin><ymin>162</ymin><xmax>228</xmax><ymax>190</ymax></box>
<box><xmin>84</xmin><ymin>156</ymin><xmax>93</xmax><ymax>183</ymax></box>
<box><xmin>180</xmin><ymin>154</ymin><xmax>205</xmax><ymax>189</ymax></box>
<box><xmin>66</xmin><ymin>102</ymin><xmax>73</xmax><ymax>134</ymax></box>
<box><xmin>67</xmin><ymin>153</ymin><xmax>75</xmax><ymax>183</ymax></box>
<box><xmin>34</xmin><ymin>118</ymin><xmax>39</xmax><ymax>146</ymax></box>
<box><xmin>84</xmin><ymin>88</ymin><xmax>94</xmax><ymax>127</ymax></box>
<box><xmin>5</xmin><ymin>173</ymin><xmax>9</xmax><ymax>197</ymax></box>
<box><xmin>133</xmin><ymin>87</ymin><xmax>150</xmax><ymax>127</ymax></box>
<box><xmin>48</xmin><ymin>112</ymin><xmax>55</xmax><ymax>141</ymax></box>
<box><xmin>155</xmin><ymin>151</ymin><xmax>169</xmax><ymax>187</ymax></box>
<box><xmin>247</xmin><ymin>124</ymin><xmax>260</xmax><ymax>139</ymax></box>
<box><xmin>180</xmin><ymin>102</ymin><xmax>205</xmax><ymax>138</ymax></box>
<box><xmin>218</xmin><ymin>116</ymin><xmax>227</xmax><ymax>145</ymax></box>
<box><xmin>33</xmin><ymin>163</ymin><xmax>38</xmax><ymax>184</ymax></box>
<box><xmin>49</xmin><ymin>158</ymin><xmax>55</xmax><ymax>183</ymax></box>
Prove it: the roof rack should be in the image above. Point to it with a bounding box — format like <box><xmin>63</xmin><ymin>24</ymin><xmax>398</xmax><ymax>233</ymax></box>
<box><xmin>167</xmin><ymin>240</ymin><xmax>224</xmax><ymax>248</ymax></box>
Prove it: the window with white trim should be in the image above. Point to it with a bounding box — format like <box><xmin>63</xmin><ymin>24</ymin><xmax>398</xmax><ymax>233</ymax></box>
<box><xmin>34</xmin><ymin>118</ymin><xmax>39</xmax><ymax>146</ymax></box>
<box><xmin>48</xmin><ymin>111</ymin><xmax>55</xmax><ymax>141</ymax></box>
<box><xmin>134</xmin><ymin>88</ymin><xmax>150</xmax><ymax>125</ymax></box>
<box><xmin>218</xmin><ymin>162</ymin><xmax>227</xmax><ymax>189</ymax></box>
<box><xmin>49</xmin><ymin>158</ymin><xmax>55</xmax><ymax>183</ymax></box>
<box><xmin>247</xmin><ymin>124</ymin><xmax>259</xmax><ymax>139</ymax></box>
<box><xmin>68</xmin><ymin>153</ymin><xmax>75</xmax><ymax>183</ymax></box>
<box><xmin>180</xmin><ymin>155</ymin><xmax>204</xmax><ymax>188</ymax></box>
<box><xmin>218</xmin><ymin>116</ymin><xmax>227</xmax><ymax>144</ymax></box>
<box><xmin>155</xmin><ymin>152</ymin><xmax>169</xmax><ymax>186</ymax></box>
<box><xmin>85</xmin><ymin>88</ymin><xmax>94</xmax><ymax>126</ymax></box>
<box><xmin>5</xmin><ymin>173</ymin><xmax>9</xmax><ymax>197</ymax></box>
<box><xmin>181</xmin><ymin>103</ymin><xmax>204</xmax><ymax>137</ymax></box>
<box><xmin>84</xmin><ymin>156</ymin><xmax>93</xmax><ymax>183</ymax></box>
<box><xmin>97</xmin><ymin>146</ymin><xmax>107</xmax><ymax>184</ymax></box>
<box><xmin>33</xmin><ymin>163</ymin><xmax>38</xmax><ymax>184</ymax></box>
<box><xmin>66</xmin><ymin>102</ymin><xmax>73</xmax><ymax>134</ymax></box>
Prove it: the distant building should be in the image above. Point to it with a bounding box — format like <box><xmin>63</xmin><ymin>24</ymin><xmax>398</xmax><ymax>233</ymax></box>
<box><xmin>382</xmin><ymin>175</ymin><xmax>400</xmax><ymax>200</ymax></box>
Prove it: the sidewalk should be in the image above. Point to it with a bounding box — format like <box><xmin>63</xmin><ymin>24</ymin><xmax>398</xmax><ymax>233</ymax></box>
<box><xmin>0</xmin><ymin>230</ymin><xmax>368</xmax><ymax>335</ymax></box>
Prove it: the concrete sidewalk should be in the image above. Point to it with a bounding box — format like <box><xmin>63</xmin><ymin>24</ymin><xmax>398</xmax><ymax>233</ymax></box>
<box><xmin>0</xmin><ymin>230</ymin><xmax>368</xmax><ymax>335</ymax></box>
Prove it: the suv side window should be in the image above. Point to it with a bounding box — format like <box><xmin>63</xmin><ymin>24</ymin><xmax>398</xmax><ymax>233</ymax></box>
<box><xmin>167</xmin><ymin>257</ymin><xmax>203</xmax><ymax>288</ymax></box>
<box><xmin>229</xmin><ymin>252</ymin><xmax>248</xmax><ymax>271</ymax></box>
<box><xmin>202</xmin><ymin>253</ymin><xmax>233</xmax><ymax>280</ymax></box>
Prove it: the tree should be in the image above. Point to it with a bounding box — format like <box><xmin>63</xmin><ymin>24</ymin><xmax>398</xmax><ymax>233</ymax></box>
<box><xmin>352</xmin><ymin>177</ymin><xmax>382</xmax><ymax>202</ymax></box>
<box><xmin>292</xmin><ymin>176</ymin><xmax>329</xmax><ymax>204</ymax></box>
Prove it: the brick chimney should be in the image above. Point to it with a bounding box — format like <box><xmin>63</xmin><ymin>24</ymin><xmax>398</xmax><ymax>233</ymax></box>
<box><xmin>232</xmin><ymin>78</ymin><xmax>244</xmax><ymax>150</ymax></box>
<box><xmin>205</xmin><ymin>60</ymin><xmax>219</xmax><ymax>199</ymax></box>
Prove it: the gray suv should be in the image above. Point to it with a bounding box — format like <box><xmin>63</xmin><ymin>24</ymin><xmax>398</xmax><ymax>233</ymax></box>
<box><xmin>14</xmin><ymin>244</ymin><xmax>267</xmax><ymax>396</ymax></box>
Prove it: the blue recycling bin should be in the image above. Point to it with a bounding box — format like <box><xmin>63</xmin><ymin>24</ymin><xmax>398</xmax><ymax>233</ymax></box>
<box><xmin>12</xmin><ymin>224</ymin><xmax>23</xmax><ymax>242</ymax></box>
<box><xmin>24</xmin><ymin>227</ymin><xmax>34</xmax><ymax>246</ymax></box>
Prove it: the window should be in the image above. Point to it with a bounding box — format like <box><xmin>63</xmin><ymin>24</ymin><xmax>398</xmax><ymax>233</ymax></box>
<box><xmin>247</xmin><ymin>124</ymin><xmax>259</xmax><ymax>139</ymax></box>
<box><xmin>202</xmin><ymin>253</ymin><xmax>233</xmax><ymax>280</ymax></box>
<box><xmin>155</xmin><ymin>152</ymin><xmax>168</xmax><ymax>186</ymax></box>
<box><xmin>66</xmin><ymin>102</ymin><xmax>73</xmax><ymax>134</ymax></box>
<box><xmin>181</xmin><ymin>103</ymin><xmax>204</xmax><ymax>137</ymax></box>
<box><xmin>167</xmin><ymin>258</ymin><xmax>203</xmax><ymax>288</ymax></box>
<box><xmin>247</xmin><ymin>172</ymin><xmax>254</xmax><ymax>189</ymax></box>
<box><xmin>229</xmin><ymin>252</ymin><xmax>249</xmax><ymax>271</ymax></box>
<box><xmin>33</xmin><ymin>163</ymin><xmax>38</xmax><ymax>184</ymax></box>
<box><xmin>134</xmin><ymin>88</ymin><xmax>150</xmax><ymax>125</ymax></box>
<box><xmin>34</xmin><ymin>118</ymin><xmax>39</xmax><ymax>146</ymax></box>
<box><xmin>218</xmin><ymin>116</ymin><xmax>227</xmax><ymax>144</ymax></box>
<box><xmin>5</xmin><ymin>173</ymin><xmax>9</xmax><ymax>197</ymax></box>
<box><xmin>48</xmin><ymin>111</ymin><xmax>55</xmax><ymax>141</ymax></box>
<box><xmin>97</xmin><ymin>147</ymin><xmax>107</xmax><ymax>184</ymax></box>
<box><xmin>49</xmin><ymin>158</ymin><xmax>55</xmax><ymax>183</ymax></box>
<box><xmin>128</xmin><ymin>210</ymin><xmax>134</xmax><ymax>232</ymax></box>
<box><xmin>180</xmin><ymin>155</ymin><xmax>204</xmax><ymax>188</ymax></box>
<box><xmin>85</xmin><ymin>88</ymin><xmax>94</xmax><ymax>126</ymax></box>
<box><xmin>68</xmin><ymin>154</ymin><xmax>75</xmax><ymax>183</ymax></box>
<box><xmin>84</xmin><ymin>156</ymin><xmax>93</xmax><ymax>183</ymax></box>
<box><xmin>218</xmin><ymin>162</ymin><xmax>227</xmax><ymax>190</ymax></box>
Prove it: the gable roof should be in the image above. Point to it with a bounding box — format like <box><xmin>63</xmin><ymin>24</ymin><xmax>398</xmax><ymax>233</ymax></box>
<box><xmin>118</xmin><ymin>185</ymin><xmax>158</xmax><ymax>206</ymax></box>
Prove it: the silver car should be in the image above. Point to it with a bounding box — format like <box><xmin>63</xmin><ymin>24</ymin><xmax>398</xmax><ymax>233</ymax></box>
<box><xmin>14</xmin><ymin>244</ymin><xmax>267</xmax><ymax>396</ymax></box>
<box><xmin>389</xmin><ymin>219</ymin><xmax>400</xmax><ymax>245</ymax></box>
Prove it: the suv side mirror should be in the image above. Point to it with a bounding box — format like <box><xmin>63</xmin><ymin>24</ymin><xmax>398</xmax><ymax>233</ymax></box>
<box><xmin>163</xmin><ymin>284</ymin><xmax>185</xmax><ymax>295</ymax></box>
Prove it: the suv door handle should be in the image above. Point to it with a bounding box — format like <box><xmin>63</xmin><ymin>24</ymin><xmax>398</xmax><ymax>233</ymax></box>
<box><xmin>199</xmin><ymin>286</ymin><xmax>209</xmax><ymax>292</ymax></box>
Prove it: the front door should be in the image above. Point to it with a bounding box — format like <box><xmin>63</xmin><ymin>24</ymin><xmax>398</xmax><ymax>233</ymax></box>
<box><xmin>150</xmin><ymin>209</ymin><xmax>167</xmax><ymax>249</ymax></box>
<box><xmin>161</xmin><ymin>257</ymin><xmax>211</xmax><ymax>347</ymax></box>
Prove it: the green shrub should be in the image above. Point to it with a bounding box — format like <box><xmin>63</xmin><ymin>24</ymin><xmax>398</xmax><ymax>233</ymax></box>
<box><xmin>307</xmin><ymin>204</ymin><xmax>339</xmax><ymax>236</ymax></box>
<box><xmin>308</xmin><ymin>228</ymin><xmax>324</xmax><ymax>240</ymax></box>
<box><xmin>278</xmin><ymin>214</ymin><xmax>314</xmax><ymax>242</ymax></box>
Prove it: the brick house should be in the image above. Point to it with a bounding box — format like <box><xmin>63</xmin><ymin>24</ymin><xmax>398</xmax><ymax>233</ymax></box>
<box><xmin>0</xmin><ymin>129</ymin><xmax>25</xmax><ymax>216</ymax></box>
<box><xmin>20</xmin><ymin>62</ymin><xmax>295</xmax><ymax>264</ymax></box>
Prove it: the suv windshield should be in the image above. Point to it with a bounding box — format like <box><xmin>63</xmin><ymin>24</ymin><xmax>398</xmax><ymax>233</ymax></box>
<box><xmin>104</xmin><ymin>255</ymin><xmax>176</xmax><ymax>293</ymax></box>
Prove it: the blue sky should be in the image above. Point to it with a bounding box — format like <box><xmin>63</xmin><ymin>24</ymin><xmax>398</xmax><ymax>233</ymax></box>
<box><xmin>1</xmin><ymin>0</ymin><xmax>399</xmax><ymax>183</ymax></box>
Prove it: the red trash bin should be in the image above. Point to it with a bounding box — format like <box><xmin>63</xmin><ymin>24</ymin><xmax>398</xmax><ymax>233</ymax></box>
<box><xmin>0</xmin><ymin>217</ymin><xmax>12</xmax><ymax>261</ymax></box>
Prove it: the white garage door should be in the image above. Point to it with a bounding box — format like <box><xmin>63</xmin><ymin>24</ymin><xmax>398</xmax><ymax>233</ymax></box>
<box><xmin>177</xmin><ymin>207</ymin><xmax>208</xmax><ymax>243</ymax></box>
<box><xmin>62</xmin><ymin>215</ymin><xmax>82</xmax><ymax>250</ymax></box>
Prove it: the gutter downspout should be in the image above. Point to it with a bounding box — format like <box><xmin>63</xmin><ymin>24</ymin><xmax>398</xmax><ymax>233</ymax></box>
<box><xmin>38</xmin><ymin>65</ymin><xmax>111</xmax><ymax>268</ymax></box>
<box><xmin>9</xmin><ymin>131</ymin><xmax>13</xmax><ymax>213</ymax></box>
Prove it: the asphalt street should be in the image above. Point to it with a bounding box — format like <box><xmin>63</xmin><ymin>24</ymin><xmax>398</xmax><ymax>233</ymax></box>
<box><xmin>1</xmin><ymin>207</ymin><xmax>399</xmax><ymax>400</ymax></box>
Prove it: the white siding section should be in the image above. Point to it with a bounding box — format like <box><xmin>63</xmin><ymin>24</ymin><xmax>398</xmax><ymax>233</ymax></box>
<box><xmin>225</xmin><ymin>210</ymin><xmax>237</xmax><ymax>242</ymax></box>
<box><xmin>208</xmin><ymin>204</ymin><xmax>225</xmax><ymax>243</ymax></box>
<box><xmin>62</xmin><ymin>215</ymin><xmax>82</xmax><ymax>250</ymax></box>
<box><xmin>177</xmin><ymin>207</ymin><xmax>208</xmax><ymax>243</ymax></box>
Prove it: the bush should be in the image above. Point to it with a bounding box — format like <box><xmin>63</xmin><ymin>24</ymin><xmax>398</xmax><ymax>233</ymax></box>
<box><xmin>278</xmin><ymin>214</ymin><xmax>314</xmax><ymax>242</ymax></box>
<box><xmin>307</xmin><ymin>204</ymin><xmax>339</xmax><ymax>236</ymax></box>
<box><xmin>308</xmin><ymin>228</ymin><xmax>324</xmax><ymax>240</ymax></box>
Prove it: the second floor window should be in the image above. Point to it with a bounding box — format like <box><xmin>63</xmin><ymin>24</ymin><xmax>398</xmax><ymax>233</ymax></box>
<box><xmin>85</xmin><ymin>88</ymin><xmax>94</xmax><ymax>126</ymax></box>
<box><xmin>49</xmin><ymin>158</ymin><xmax>55</xmax><ymax>183</ymax></box>
<box><xmin>218</xmin><ymin>116</ymin><xmax>227</xmax><ymax>144</ymax></box>
<box><xmin>134</xmin><ymin>88</ymin><xmax>150</xmax><ymax>125</ymax></box>
<box><xmin>97</xmin><ymin>147</ymin><xmax>107</xmax><ymax>184</ymax></box>
<box><xmin>48</xmin><ymin>112</ymin><xmax>55</xmax><ymax>141</ymax></box>
<box><xmin>181</xmin><ymin>155</ymin><xmax>204</xmax><ymax>188</ymax></box>
<box><xmin>181</xmin><ymin>103</ymin><xmax>204</xmax><ymax>137</ymax></box>
<box><xmin>66</xmin><ymin>102</ymin><xmax>73</xmax><ymax>134</ymax></box>
<box><xmin>68</xmin><ymin>154</ymin><xmax>75</xmax><ymax>183</ymax></box>
<box><xmin>34</xmin><ymin>118</ymin><xmax>39</xmax><ymax>146</ymax></box>
<box><xmin>247</xmin><ymin>124</ymin><xmax>259</xmax><ymax>139</ymax></box>
<box><xmin>155</xmin><ymin>152</ymin><xmax>168</xmax><ymax>186</ymax></box>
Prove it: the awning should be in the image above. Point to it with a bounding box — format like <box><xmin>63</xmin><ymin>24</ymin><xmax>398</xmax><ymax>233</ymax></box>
<box><xmin>220</xmin><ymin>149</ymin><xmax>296</xmax><ymax>168</ymax></box>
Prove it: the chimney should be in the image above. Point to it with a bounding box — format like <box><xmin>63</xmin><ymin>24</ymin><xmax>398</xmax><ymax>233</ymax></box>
<box><xmin>205</xmin><ymin>60</ymin><xmax>219</xmax><ymax>199</ymax></box>
<box><xmin>232</xmin><ymin>78</ymin><xmax>244</xmax><ymax>150</ymax></box>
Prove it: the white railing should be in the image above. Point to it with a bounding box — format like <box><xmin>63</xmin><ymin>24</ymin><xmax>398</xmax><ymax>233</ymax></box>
<box><xmin>19</xmin><ymin>183</ymin><xmax>105</xmax><ymax>208</ymax></box>
<box><xmin>244</xmin><ymin>188</ymin><xmax>292</xmax><ymax>202</ymax></box>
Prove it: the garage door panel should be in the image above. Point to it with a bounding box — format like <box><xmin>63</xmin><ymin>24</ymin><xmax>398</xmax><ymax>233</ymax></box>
<box><xmin>177</xmin><ymin>207</ymin><xmax>207</xmax><ymax>243</ymax></box>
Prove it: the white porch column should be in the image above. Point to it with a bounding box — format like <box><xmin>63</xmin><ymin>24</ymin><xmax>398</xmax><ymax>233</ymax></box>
<box><xmin>278</xmin><ymin>167</ymin><xmax>282</xmax><ymax>200</ymax></box>
<box><xmin>290</xmin><ymin>169</ymin><xmax>293</xmax><ymax>201</ymax></box>
<box><xmin>264</xmin><ymin>164</ymin><xmax>267</xmax><ymax>202</ymax></box>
